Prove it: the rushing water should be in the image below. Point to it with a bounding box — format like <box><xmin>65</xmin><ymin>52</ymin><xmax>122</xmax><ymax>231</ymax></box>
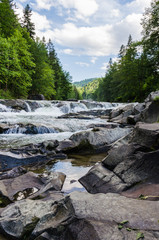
<box><xmin>0</xmin><ymin>99</ymin><xmax>121</xmax><ymax>193</ymax></box>
<box><xmin>0</xmin><ymin>100</ymin><xmax>119</xmax><ymax>149</ymax></box>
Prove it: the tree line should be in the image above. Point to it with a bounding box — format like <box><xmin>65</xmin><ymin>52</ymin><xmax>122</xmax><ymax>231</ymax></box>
<box><xmin>0</xmin><ymin>0</ymin><xmax>73</xmax><ymax>100</ymax></box>
<box><xmin>93</xmin><ymin>0</ymin><xmax>159</xmax><ymax>102</ymax></box>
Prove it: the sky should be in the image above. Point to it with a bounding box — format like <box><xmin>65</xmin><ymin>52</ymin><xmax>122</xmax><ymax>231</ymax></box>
<box><xmin>15</xmin><ymin>0</ymin><xmax>152</xmax><ymax>82</ymax></box>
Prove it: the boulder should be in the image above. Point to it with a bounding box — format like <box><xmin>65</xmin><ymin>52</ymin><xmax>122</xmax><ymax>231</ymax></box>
<box><xmin>0</xmin><ymin>197</ymin><xmax>66</xmax><ymax>239</ymax></box>
<box><xmin>144</xmin><ymin>90</ymin><xmax>159</xmax><ymax>102</ymax></box>
<box><xmin>10</xmin><ymin>140</ymin><xmax>59</xmax><ymax>157</ymax></box>
<box><xmin>80</xmin><ymin>123</ymin><xmax>159</xmax><ymax>195</ymax></box>
<box><xmin>133</xmin><ymin>103</ymin><xmax>145</xmax><ymax>114</ymax></box>
<box><xmin>102</xmin><ymin>143</ymin><xmax>141</xmax><ymax>170</ymax></box>
<box><xmin>141</xmin><ymin>100</ymin><xmax>159</xmax><ymax>123</ymax></box>
<box><xmin>131</xmin><ymin>122</ymin><xmax>159</xmax><ymax>149</ymax></box>
<box><xmin>58</xmin><ymin>112</ymin><xmax>93</xmax><ymax>119</ymax></box>
<box><xmin>0</xmin><ymin>124</ymin><xmax>11</xmax><ymax>134</ymax></box>
<box><xmin>0</xmin><ymin>154</ymin><xmax>50</xmax><ymax>171</ymax></box>
<box><xmin>1</xmin><ymin>191</ymin><xmax>159</xmax><ymax>240</ymax></box>
<box><xmin>0</xmin><ymin>171</ymin><xmax>66</xmax><ymax>202</ymax></box>
<box><xmin>109</xmin><ymin>103</ymin><xmax>136</xmax><ymax>119</ymax></box>
<box><xmin>63</xmin><ymin>127</ymin><xmax>132</xmax><ymax>154</ymax></box>
<box><xmin>0</xmin><ymin>166</ymin><xmax>27</xmax><ymax>180</ymax></box>
<box><xmin>0</xmin><ymin>99</ymin><xmax>31</xmax><ymax>112</ymax></box>
<box><xmin>28</xmin><ymin>94</ymin><xmax>45</xmax><ymax>100</ymax></box>
<box><xmin>114</xmin><ymin>150</ymin><xmax>159</xmax><ymax>186</ymax></box>
<box><xmin>67</xmin><ymin>192</ymin><xmax>159</xmax><ymax>240</ymax></box>
<box><xmin>0</xmin><ymin>171</ymin><xmax>42</xmax><ymax>201</ymax></box>
<box><xmin>26</xmin><ymin>101</ymin><xmax>42</xmax><ymax>112</ymax></box>
<box><xmin>79</xmin><ymin>162</ymin><xmax>127</xmax><ymax>194</ymax></box>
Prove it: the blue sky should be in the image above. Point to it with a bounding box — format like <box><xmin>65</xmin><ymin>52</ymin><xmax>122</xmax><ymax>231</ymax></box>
<box><xmin>15</xmin><ymin>0</ymin><xmax>151</xmax><ymax>82</ymax></box>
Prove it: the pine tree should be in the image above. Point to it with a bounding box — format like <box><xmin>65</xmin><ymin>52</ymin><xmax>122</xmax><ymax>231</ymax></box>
<box><xmin>0</xmin><ymin>0</ymin><xmax>19</xmax><ymax>37</ymax></box>
<box><xmin>141</xmin><ymin>0</ymin><xmax>159</xmax><ymax>88</ymax></box>
<box><xmin>23</xmin><ymin>4</ymin><xmax>35</xmax><ymax>39</ymax></box>
<box><xmin>29</xmin><ymin>38</ymin><xmax>55</xmax><ymax>99</ymax></box>
<box><xmin>118</xmin><ymin>44</ymin><xmax>126</xmax><ymax>58</ymax></box>
<box><xmin>127</xmin><ymin>34</ymin><xmax>133</xmax><ymax>47</ymax></box>
<box><xmin>47</xmin><ymin>39</ymin><xmax>72</xmax><ymax>99</ymax></box>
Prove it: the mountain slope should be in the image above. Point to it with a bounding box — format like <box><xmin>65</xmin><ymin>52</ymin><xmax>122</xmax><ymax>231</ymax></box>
<box><xmin>73</xmin><ymin>78</ymin><xmax>97</xmax><ymax>88</ymax></box>
<box><xmin>73</xmin><ymin>78</ymin><xmax>101</xmax><ymax>99</ymax></box>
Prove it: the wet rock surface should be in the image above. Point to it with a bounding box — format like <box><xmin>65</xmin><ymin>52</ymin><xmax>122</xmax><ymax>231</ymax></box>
<box><xmin>0</xmin><ymin>192</ymin><xmax>159</xmax><ymax>240</ymax></box>
<box><xmin>58</xmin><ymin>126</ymin><xmax>132</xmax><ymax>154</ymax></box>
<box><xmin>80</xmin><ymin>122</ymin><xmax>159</xmax><ymax>200</ymax></box>
<box><xmin>0</xmin><ymin>170</ymin><xmax>65</xmax><ymax>202</ymax></box>
<box><xmin>0</xmin><ymin>94</ymin><xmax>159</xmax><ymax>239</ymax></box>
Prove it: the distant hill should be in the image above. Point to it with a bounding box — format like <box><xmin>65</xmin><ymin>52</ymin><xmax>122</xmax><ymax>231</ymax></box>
<box><xmin>73</xmin><ymin>78</ymin><xmax>101</xmax><ymax>99</ymax></box>
<box><xmin>73</xmin><ymin>78</ymin><xmax>97</xmax><ymax>88</ymax></box>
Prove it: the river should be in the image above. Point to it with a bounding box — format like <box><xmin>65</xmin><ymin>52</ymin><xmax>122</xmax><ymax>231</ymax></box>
<box><xmin>0</xmin><ymin>99</ymin><xmax>122</xmax><ymax>192</ymax></box>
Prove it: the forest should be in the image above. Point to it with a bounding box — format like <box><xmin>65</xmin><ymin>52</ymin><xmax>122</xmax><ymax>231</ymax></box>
<box><xmin>0</xmin><ymin>0</ymin><xmax>158</xmax><ymax>102</ymax></box>
<box><xmin>0</xmin><ymin>0</ymin><xmax>73</xmax><ymax>100</ymax></box>
<box><xmin>93</xmin><ymin>0</ymin><xmax>159</xmax><ymax>102</ymax></box>
<box><xmin>74</xmin><ymin>78</ymin><xmax>101</xmax><ymax>99</ymax></box>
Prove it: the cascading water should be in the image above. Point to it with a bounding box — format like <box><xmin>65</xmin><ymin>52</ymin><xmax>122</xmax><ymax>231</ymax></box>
<box><xmin>0</xmin><ymin>99</ymin><xmax>127</xmax><ymax>192</ymax></box>
<box><xmin>0</xmin><ymin>99</ymin><xmax>121</xmax><ymax>149</ymax></box>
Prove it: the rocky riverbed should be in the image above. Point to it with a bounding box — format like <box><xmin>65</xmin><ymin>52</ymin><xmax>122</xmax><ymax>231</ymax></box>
<box><xmin>0</xmin><ymin>92</ymin><xmax>159</xmax><ymax>239</ymax></box>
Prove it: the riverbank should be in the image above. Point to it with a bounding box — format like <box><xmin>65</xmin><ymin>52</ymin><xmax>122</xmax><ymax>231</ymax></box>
<box><xmin>0</xmin><ymin>92</ymin><xmax>159</xmax><ymax>239</ymax></box>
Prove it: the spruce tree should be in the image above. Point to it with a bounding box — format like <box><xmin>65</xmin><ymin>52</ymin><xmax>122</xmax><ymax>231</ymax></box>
<box><xmin>141</xmin><ymin>0</ymin><xmax>159</xmax><ymax>88</ymax></box>
<box><xmin>23</xmin><ymin>4</ymin><xmax>35</xmax><ymax>39</ymax></box>
<box><xmin>0</xmin><ymin>0</ymin><xmax>18</xmax><ymax>37</ymax></box>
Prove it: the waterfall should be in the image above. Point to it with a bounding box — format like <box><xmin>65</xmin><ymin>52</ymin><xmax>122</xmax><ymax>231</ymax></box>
<box><xmin>25</xmin><ymin>102</ymin><xmax>32</xmax><ymax>112</ymax></box>
<box><xmin>4</xmin><ymin>125</ymin><xmax>59</xmax><ymax>134</ymax></box>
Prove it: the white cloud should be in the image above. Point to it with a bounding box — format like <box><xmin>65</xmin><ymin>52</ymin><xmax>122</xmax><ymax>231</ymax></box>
<box><xmin>32</xmin><ymin>11</ymin><xmax>52</xmax><ymax>31</ymax></box>
<box><xmin>91</xmin><ymin>57</ymin><xmax>97</xmax><ymax>64</ymax></box>
<box><xmin>111</xmin><ymin>9</ymin><xmax>120</xmax><ymax>17</ymax></box>
<box><xmin>35</xmin><ymin>0</ymin><xmax>53</xmax><ymax>10</ymax></box>
<box><xmin>101</xmin><ymin>57</ymin><xmax>118</xmax><ymax>70</ymax></box>
<box><xmin>49</xmin><ymin>23</ymin><xmax>115</xmax><ymax>56</ymax></box>
<box><xmin>62</xmin><ymin>49</ymin><xmax>73</xmax><ymax>54</ymax></box>
<box><xmin>101</xmin><ymin>62</ymin><xmax>108</xmax><ymax>71</ymax></box>
<box><xmin>43</xmin><ymin>11</ymin><xmax>143</xmax><ymax>56</ymax></box>
<box><xmin>16</xmin><ymin>0</ymin><xmax>152</xmax><ymax>58</ymax></box>
<box><xmin>35</xmin><ymin>0</ymin><xmax>98</xmax><ymax>19</ymax></box>
<box><xmin>126</xmin><ymin>0</ymin><xmax>152</xmax><ymax>13</ymax></box>
<box><xmin>113</xmin><ymin>13</ymin><xmax>143</xmax><ymax>46</ymax></box>
<box><xmin>18</xmin><ymin>0</ymin><xmax>27</xmax><ymax>2</ymax></box>
<box><xmin>75</xmin><ymin>62</ymin><xmax>90</xmax><ymax>67</ymax></box>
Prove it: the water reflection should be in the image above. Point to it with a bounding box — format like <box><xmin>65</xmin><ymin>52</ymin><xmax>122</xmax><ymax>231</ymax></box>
<box><xmin>49</xmin><ymin>153</ymin><xmax>106</xmax><ymax>194</ymax></box>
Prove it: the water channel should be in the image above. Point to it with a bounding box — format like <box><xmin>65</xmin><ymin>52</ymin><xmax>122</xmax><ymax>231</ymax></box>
<box><xmin>0</xmin><ymin>100</ymin><xmax>121</xmax><ymax>192</ymax></box>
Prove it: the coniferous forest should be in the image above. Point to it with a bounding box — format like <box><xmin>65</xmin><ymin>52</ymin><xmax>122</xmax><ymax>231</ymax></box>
<box><xmin>93</xmin><ymin>0</ymin><xmax>159</xmax><ymax>102</ymax></box>
<box><xmin>0</xmin><ymin>0</ymin><xmax>159</xmax><ymax>102</ymax></box>
<box><xmin>0</xmin><ymin>0</ymin><xmax>72</xmax><ymax>100</ymax></box>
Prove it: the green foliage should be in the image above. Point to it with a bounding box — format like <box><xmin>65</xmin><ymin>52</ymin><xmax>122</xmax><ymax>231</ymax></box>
<box><xmin>74</xmin><ymin>78</ymin><xmax>97</xmax><ymax>88</ymax></box>
<box><xmin>138</xmin><ymin>194</ymin><xmax>148</xmax><ymax>200</ymax></box>
<box><xmin>29</xmin><ymin>38</ymin><xmax>55</xmax><ymax>99</ymax></box>
<box><xmin>0</xmin><ymin>0</ymin><xmax>19</xmax><ymax>37</ymax></box>
<box><xmin>67</xmin><ymin>85</ymin><xmax>82</xmax><ymax>100</ymax></box>
<box><xmin>76</xmin><ymin>78</ymin><xmax>101</xmax><ymax>100</ymax></box>
<box><xmin>47</xmin><ymin>39</ymin><xmax>72</xmax><ymax>100</ymax></box>
<box><xmin>0</xmin><ymin>1</ymin><xmax>72</xmax><ymax>100</ymax></box>
<box><xmin>153</xmin><ymin>96</ymin><xmax>159</xmax><ymax>102</ymax></box>
<box><xmin>118</xmin><ymin>220</ymin><xmax>129</xmax><ymax>230</ymax></box>
<box><xmin>23</xmin><ymin>4</ymin><xmax>35</xmax><ymax>38</ymax></box>
<box><xmin>0</xmin><ymin>30</ymin><xmax>35</xmax><ymax>98</ymax></box>
<box><xmin>93</xmin><ymin>1</ymin><xmax>159</xmax><ymax>103</ymax></box>
<box><xmin>0</xmin><ymin>90</ymin><xmax>13</xmax><ymax>99</ymax></box>
<box><xmin>136</xmin><ymin>232</ymin><xmax>144</xmax><ymax>239</ymax></box>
